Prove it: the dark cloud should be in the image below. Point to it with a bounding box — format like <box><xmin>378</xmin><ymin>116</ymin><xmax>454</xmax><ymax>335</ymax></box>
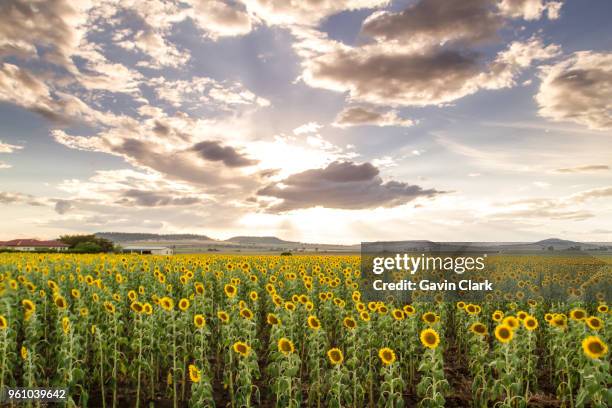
<box><xmin>191</xmin><ymin>140</ymin><xmax>258</xmax><ymax>167</ymax></box>
<box><xmin>54</xmin><ymin>199</ymin><xmax>73</xmax><ymax>214</ymax></box>
<box><xmin>0</xmin><ymin>191</ymin><xmax>45</xmax><ymax>206</ymax></box>
<box><xmin>0</xmin><ymin>0</ymin><xmax>79</xmax><ymax>66</ymax></box>
<box><xmin>361</xmin><ymin>0</ymin><xmax>501</xmax><ymax>45</ymax></box>
<box><xmin>536</xmin><ymin>51</ymin><xmax>612</xmax><ymax>130</ymax></box>
<box><xmin>257</xmin><ymin>161</ymin><xmax>446</xmax><ymax>212</ymax></box>
<box><xmin>333</xmin><ymin>106</ymin><xmax>414</xmax><ymax>127</ymax></box>
<box><xmin>119</xmin><ymin>189</ymin><xmax>201</xmax><ymax>207</ymax></box>
<box><xmin>554</xmin><ymin>165</ymin><xmax>609</xmax><ymax>173</ymax></box>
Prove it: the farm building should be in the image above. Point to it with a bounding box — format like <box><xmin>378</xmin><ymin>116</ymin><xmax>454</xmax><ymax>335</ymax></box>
<box><xmin>0</xmin><ymin>239</ymin><xmax>69</xmax><ymax>251</ymax></box>
<box><xmin>122</xmin><ymin>245</ymin><xmax>174</xmax><ymax>255</ymax></box>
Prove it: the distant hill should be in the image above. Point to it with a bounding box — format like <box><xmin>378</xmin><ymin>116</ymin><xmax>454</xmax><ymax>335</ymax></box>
<box><xmin>226</xmin><ymin>236</ymin><xmax>297</xmax><ymax>245</ymax></box>
<box><xmin>533</xmin><ymin>238</ymin><xmax>582</xmax><ymax>246</ymax></box>
<box><xmin>96</xmin><ymin>232</ymin><xmax>213</xmax><ymax>242</ymax></box>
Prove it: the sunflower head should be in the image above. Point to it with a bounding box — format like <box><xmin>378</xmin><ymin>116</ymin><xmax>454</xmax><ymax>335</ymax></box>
<box><xmin>492</xmin><ymin>311</ymin><xmax>504</xmax><ymax>322</ymax></box>
<box><xmin>494</xmin><ymin>324</ymin><xmax>514</xmax><ymax>343</ymax></box>
<box><xmin>188</xmin><ymin>364</ymin><xmax>201</xmax><ymax>383</ymax></box>
<box><xmin>422</xmin><ymin>312</ymin><xmax>439</xmax><ymax>325</ymax></box>
<box><xmin>420</xmin><ymin>328</ymin><xmax>440</xmax><ymax>349</ymax></box>
<box><xmin>403</xmin><ymin>304</ymin><xmax>416</xmax><ymax>315</ymax></box>
<box><xmin>0</xmin><ymin>315</ymin><xmax>8</xmax><ymax>330</ymax></box>
<box><xmin>278</xmin><ymin>337</ymin><xmax>295</xmax><ymax>355</ymax></box>
<box><xmin>176</xmin><ymin>296</ymin><xmax>190</xmax><ymax>310</ymax></box>
<box><xmin>217</xmin><ymin>310</ymin><xmax>230</xmax><ymax>323</ymax></box>
<box><xmin>569</xmin><ymin>308</ymin><xmax>587</xmax><ymax>321</ymax></box>
<box><xmin>307</xmin><ymin>315</ymin><xmax>321</xmax><ymax>330</ymax></box>
<box><xmin>131</xmin><ymin>301</ymin><xmax>144</xmax><ymax>313</ymax></box>
<box><xmin>586</xmin><ymin>316</ymin><xmax>603</xmax><ymax>331</ymax></box>
<box><xmin>233</xmin><ymin>341</ymin><xmax>251</xmax><ymax>357</ymax></box>
<box><xmin>249</xmin><ymin>291</ymin><xmax>258</xmax><ymax>301</ymax></box>
<box><xmin>327</xmin><ymin>348</ymin><xmax>344</xmax><ymax>365</ymax></box>
<box><xmin>523</xmin><ymin>316</ymin><xmax>538</xmax><ymax>331</ymax></box>
<box><xmin>194</xmin><ymin>314</ymin><xmax>206</xmax><ymax>328</ymax></box>
<box><xmin>22</xmin><ymin>299</ymin><xmax>36</xmax><ymax>313</ymax></box>
<box><xmin>470</xmin><ymin>322</ymin><xmax>488</xmax><ymax>336</ymax></box>
<box><xmin>160</xmin><ymin>297</ymin><xmax>174</xmax><ymax>311</ymax></box>
<box><xmin>240</xmin><ymin>308</ymin><xmax>254</xmax><ymax>320</ymax></box>
<box><xmin>392</xmin><ymin>309</ymin><xmax>405</xmax><ymax>321</ymax></box>
<box><xmin>582</xmin><ymin>336</ymin><xmax>608</xmax><ymax>359</ymax></box>
<box><xmin>596</xmin><ymin>304</ymin><xmax>608</xmax><ymax>314</ymax></box>
<box><xmin>54</xmin><ymin>296</ymin><xmax>68</xmax><ymax>309</ymax></box>
<box><xmin>224</xmin><ymin>284</ymin><xmax>237</xmax><ymax>298</ymax></box>
<box><xmin>343</xmin><ymin>316</ymin><xmax>357</xmax><ymax>330</ymax></box>
<box><xmin>378</xmin><ymin>347</ymin><xmax>397</xmax><ymax>365</ymax></box>
<box><xmin>502</xmin><ymin>316</ymin><xmax>519</xmax><ymax>329</ymax></box>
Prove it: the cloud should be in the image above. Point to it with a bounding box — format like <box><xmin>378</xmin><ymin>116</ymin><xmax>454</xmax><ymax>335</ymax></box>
<box><xmin>0</xmin><ymin>162</ymin><xmax>11</xmax><ymax>169</ymax></box>
<box><xmin>188</xmin><ymin>0</ymin><xmax>253</xmax><ymax>39</ymax></box>
<box><xmin>536</xmin><ymin>51</ymin><xmax>612</xmax><ymax>130</ymax></box>
<box><xmin>191</xmin><ymin>140</ymin><xmax>258</xmax><ymax>167</ymax></box>
<box><xmin>498</xmin><ymin>0</ymin><xmax>562</xmax><ymax>20</ymax></box>
<box><xmin>0</xmin><ymin>140</ymin><xmax>23</xmax><ymax>153</ymax></box>
<box><xmin>299</xmin><ymin>31</ymin><xmax>559</xmax><ymax>106</ymax></box>
<box><xmin>0</xmin><ymin>191</ymin><xmax>45</xmax><ymax>206</ymax></box>
<box><xmin>553</xmin><ymin>165</ymin><xmax>609</xmax><ymax>173</ymax></box>
<box><xmin>241</xmin><ymin>0</ymin><xmax>389</xmax><ymax>26</ymax></box>
<box><xmin>361</xmin><ymin>0</ymin><xmax>502</xmax><ymax>46</ymax></box>
<box><xmin>333</xmin><ymin>106</ymin><xmax>414</xmax><ymax>127</ymax></box>
<box><xmin>257</xmin><ymin>161</ymin><xmax>446</xmax><ymax>211</ymax></box>
<box><xmin>54</xmin><ymin>199</ymin><xmax>73</xmax><ymax>214</ymax></box>
<box><xmin>150</xmin><ymin>76</ymin><xmax>270</xmax><ymax>109</ymax></box>
<box><xmin>118</xmin><ymin>189</ymin><xmax>202</xmax><ymax>207</ymax></box>
<box><xmin>293</xmin><ymin>122</ymin><xmax>323</xmax><ymax>135</ymax></box>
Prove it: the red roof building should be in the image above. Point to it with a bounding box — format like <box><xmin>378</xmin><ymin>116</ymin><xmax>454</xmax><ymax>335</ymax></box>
<box><xmin>0</xmin><ymin>239</ymin><xmax>69</xmax><ymax>251</ymax></box>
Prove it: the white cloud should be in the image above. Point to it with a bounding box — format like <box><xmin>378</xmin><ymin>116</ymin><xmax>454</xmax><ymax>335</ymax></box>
<box><xmin>0</xmin><ymin>140</ymin><xmax>23</xmax><ymax>153</ymax></box>
<box><xmin>536</xmin><ymin>51</ymin><xmax>612</xmax><ymax>130</ymax></box>
<box><xmin>293</xmin><ymin>122</ymin><xmax>323</xmax><ymax>135</ymax></box>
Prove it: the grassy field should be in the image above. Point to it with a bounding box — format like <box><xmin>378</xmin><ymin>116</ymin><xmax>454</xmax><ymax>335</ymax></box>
<box><xmin>0</xmin><ymin>253</ymin><xmax>610</xmax><ymax>407</ymax></box>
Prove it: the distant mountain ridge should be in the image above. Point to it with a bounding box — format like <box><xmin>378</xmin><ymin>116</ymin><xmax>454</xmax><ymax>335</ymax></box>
<box><xmin>96</xmin><ymin>232</ymin><xmax>213</xmax><ymax>242</ymax></box>
<box><xmin>226</xmin><ymin>236</ymin><xmax>298</xmax><ymax>245</ymax></box>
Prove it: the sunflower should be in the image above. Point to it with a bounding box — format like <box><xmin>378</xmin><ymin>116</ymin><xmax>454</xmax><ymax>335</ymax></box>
<box><xmin>343</xmin><ymin>316</ymin><xmax>357</xmax><ymax>330</ymax></box>
<box><xmin>582</xmin><ymin>336</ymin><xmax>608</xmax><ymax>359</ymax></box>
<box><xmin>378</xmin><ymin>347</ymin><xmax>396</xmax><ymax>365</ymax></box>
<box><xmin>306</xmin><ymin>315</ymin><xmax>321</xmax><ymax>330</ymax></box>
<box><xmin>465</xmin><ymin>304</ymin><xmax>478</xmax><ymax>315</ymax></box>
<box><xmin>492</xmin><ymin>311</ymin><xmax>504</xmax><ymax>322</ymax></box>
<box><xmin>422</xmin><ymin>312</ymin><xmax>439</xmax><ymax>325</ymax></box>
<box><xmin>143</xmin><ymin>303</ymin><xmax>153</xmax><ymax>315</ymax></box>
<box><xmin>585</xmin><ymin>316</ymin><xmax>603</xmax><ymax>331</ymax></box>
<box><xmin>128</xmin><ymin>290</ymin><xmax>137</xmax><ymax>301</ymax></box>
<box><xmin>233</xmin><ymin>341</ymin><xmax>251</xmax><ymax>356</ymax></box>
<box><xmin>159</xmin><ymin>297</ymin><xmax>174</xmax><ymax>311</ymax></box>
<box><xmin>249</xmin><ymin>291</ymin><xmax>258</xmax><ymax>301</ymax></box>
<box><xmin>569</xmin><ymin>308</ymin><xmax>587</xmax><ymax>321</ymax></box>
<box><xmin>20</xmin><ymin>346</ymin><xmax>28</xmax><ymax>360</ymax></box>
<box><xmin>551</xmin><ymin>314</ymin><xmax>567</xmax><ymax>329</ymax></box>
<box><xmin>597</xmin><ymin>304</ymin><xmax>608</xmax><ymax>313</ymax></box>
<box><xmin>21</xmin><ymin>299</ymin><xmax>35</xmax><ymax>314</ymax></box>
<box><xmin>517</xmin><ymin>311</ymin><xmax>528</xmax><ymax>321</ymax></box>
<box><xmin>224</xmin><ymin>284</ymin><xmax>237</xmax><ymax>298</ymax></box>
<box><xmin>178</xmin><ymin>298</ymin><xmax>190</xmax><ymax>311</ymax></box>
<box><xmin>523</xmin><ymin>316</ymin><xmax>538</xmax><ymax>331</ymax></box>
<box><xmin>305</xmin><ymin>301</ymin><xmax>314</xmax><ymax>311</ymax></box>
<box><xmin>469</xmin><ymin>322</ymin><xmax>488</xmax><ymax>336</ymax></box>
<box><xmin>502</xmin><ymin>316</ymin><xmax>519</xmax><ymax>330</ymax></box>
<box><xmin>367</xmin><ymin>302</ymin><xmax>378</xmax><ymax>311</ymax></box>
<box><xmin>327</xmin><ymin>348</ymin><xmax>344</xmax><ymax>365</ymax></box>
<box><xmin>62</xmin><ymin>316</ymin><xmax>71</xmax><ymax>335</ymax></box>
<box><xmin>131</xmin><ymin>301</ymin><xmax>144</xmax><ymax>313</ymax></box>
<box><xmin>79</xmin><ymin>307</ymin><xmax>88</xmax><ymax>317</ymax></box>
<box><xmin>240</xmin><ymin>308</ymin><xmax>254</xmax><ymax>320</ymax></box>
<box><xmin>544</xmin><ymin>313</ymin><xmax>553</xmax><ymax>322</ymax></box>
<box><xmin>188</xmin><ymin>364</ymin><xmax>201</xmax><ymax>383</ymax></box>
<box><xmin>403</xmin><ymin>304</ymin><xmax>416</xmax><ymax>315</ymax></box>
<box><xmin>359</xmin><ymin>311</ymin><xmax>371</xmax><ymax>322</ymax></box>
<box><xmin>284</xmin><ymin>302</ymin><xmax>296</xmax><ymax>312</ymax></box>
<box><xmin>54</xmin><ymin>295</ymin><xmax>68</xmax><ymax>309</ymax></box>
<box><xmin>266</xmin><ymin>313</ymin><xmax>280</xmax><ymax>326</ymax></box>
<box><xmin>278</xmin><ymin>337</ymin><xmax>295</xmax><ymax>355</ymax></box>
<box><xmin>0</xmin><ymin>315</ymin><xmax>8</xmax><ymax>330</ymax></box>
<box><xmin>194</xmin><ymin>314</ymin><xmax>206</xmax><ymax>328</ymax></box>
<box><xmin>103</xmin><ymin>301</ymin><xmax>116</xmax><ymax>314</ymax></box>
<box><xmin>392</xmin><ymin>309</ymin><xmax>405</xmax><ymax>321</ymax></box>
<box><xmin>217</xmin><ymin>310</ymin><xmax>230</xmax><ymax>323</ymax></box>
<box><xmin>494</xmin><ymin>324</ymin><xmax>514</xmax><ymax>343</ymax></box>
<box><xmin>420</xmin><ymin>328</ymin><xmax>440</xmax><ymax>349</ymax></box>
<box><xmin>456</xmin><ymin>301</ymin><xmax>466</xmax><ymax>309</ymax></box>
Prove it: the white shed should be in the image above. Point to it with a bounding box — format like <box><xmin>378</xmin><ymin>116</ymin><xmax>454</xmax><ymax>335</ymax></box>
<box><xmin>122</xmin><ymin>246</ymin><xmax>174</xmax><ymax>255</ymax></box>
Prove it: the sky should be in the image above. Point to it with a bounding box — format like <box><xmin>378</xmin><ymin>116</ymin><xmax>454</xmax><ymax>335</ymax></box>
<box><xmin>0</xmin><ymin>0</ymin><xmax>611</xmax><ymax>244</ymax></box>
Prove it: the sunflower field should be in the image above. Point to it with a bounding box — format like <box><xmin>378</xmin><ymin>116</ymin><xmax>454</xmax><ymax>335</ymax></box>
<box><xmin>0</xmin><ymin>253</ymin><xmax>610</xmax><ymax>407</ymax></box>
